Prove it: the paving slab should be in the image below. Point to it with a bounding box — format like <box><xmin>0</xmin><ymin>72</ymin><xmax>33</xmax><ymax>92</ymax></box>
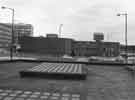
<box><xmin>0</xmin><ymin>88</ymin><xmax>84</xmax><ymax>100</ymax></box>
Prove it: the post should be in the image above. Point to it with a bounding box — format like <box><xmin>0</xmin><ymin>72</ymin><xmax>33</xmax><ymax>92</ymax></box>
<box><xmin>10</xmin><ymin>8</ymin><xmax>14</xmax><ymax>60</ymax></box>
<box><xmin>125</xmin><ymin>13</ymin><xmax>128</xmax><ymax>63</ymax></box>
<box><xmin>117</xmin><ymin>13</ymin><xmax>128</xmax><ymax>64</ymax></box>
<box><xmin>125</xmin><ymin>14</ymin><xmax>128</xmax><ymax>63</ymax></box>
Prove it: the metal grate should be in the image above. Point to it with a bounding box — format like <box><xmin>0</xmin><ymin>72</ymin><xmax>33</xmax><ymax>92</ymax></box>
<box><xmin>27</xmin><ymin>63</ymin><xmax>83</xmax><ymax>74</ymax></box>
<box><xmin>0</xmin><ymin>89</ymin><xmax>81</xmax><ymax>100</ymax></box>
<box><xmin>20</xmin><ymin>63</ymin><xmax>87</xmax><ymax>80</ymax></box>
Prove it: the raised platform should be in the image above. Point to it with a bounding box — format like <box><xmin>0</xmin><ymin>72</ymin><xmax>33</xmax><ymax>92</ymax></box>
<box><xmin>0</xmin><ymin>88</ymin><xmax>84</xmax><ymax>100</ymax></box>
<box><xmin>19</xmin><ymin>63</ymin><xmax>87</xmax><ymax>80</ymax></box>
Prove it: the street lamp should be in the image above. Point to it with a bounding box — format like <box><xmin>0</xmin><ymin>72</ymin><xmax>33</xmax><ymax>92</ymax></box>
<box><xmin>2</xmin><ymin>6</ymin><xmax>15</xmax><ymax>60</ymax></box>
<box><xmin>59</xmin><ymin>24</ymin><xmax>63</xmax><ymax>37</ymax></box>
<box><xmin>117</xmin><ymin>12</ymin><xmax>128</xmax><ymax>63</ymax></box>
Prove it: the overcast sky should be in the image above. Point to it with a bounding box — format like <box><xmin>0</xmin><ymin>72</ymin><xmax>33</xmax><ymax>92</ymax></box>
<box><xmin>0</xmin><ymin>0</ymin><xmax>135</xmax><ymax>44</ymax></box>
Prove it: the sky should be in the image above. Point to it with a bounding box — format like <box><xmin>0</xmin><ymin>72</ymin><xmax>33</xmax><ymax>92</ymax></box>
<box><xmin>0</xmin><ymin>0</ymin><xmax>135</xmax><ymax>44</ymax></box>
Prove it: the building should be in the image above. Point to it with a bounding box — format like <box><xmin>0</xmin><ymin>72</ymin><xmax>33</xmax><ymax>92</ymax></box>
<box><xmin>46</xmin><ymin>34</ymin><xmax>58</xmax><ymax>38</ymax></box>
<box><xmin>19</xmin><ymin>36</ymin><xmax>120</xmax><ymax>57</ymax></box>
<box><xmin>72</xmin><ymin>33</ymin><xmax>120</xmax><ymax>57</ymax></box>
<box><xmin>14</xmin><ymin>23</ymin><xmax>33</xmax><ymax>37</ymax></box>
<box><xmin>0</xmin><ymin>23</ymin><xmax>11</xmax><ymax>48</ymax></box>
<box><xmin>101</xmin><ymin>42</ymin><xmax>120</xmax><ymax>57</ymax></box>
<box><xmin>72</xmin><ymin>41</ymin><xmax>98</xmax><ymax>56</ymax></box>
<box><xmin>120</xmin><ymin>45</ymin><xmax>135</xmax><ymax>56</ymax></box>
<box><xmin>0</xmin><ymin>23</ymin><xmax>33</xmax><ymax>49</ymax></box>
<box><xmin>19</xmin><ymin>35</ymin><xmax>73</xmax><ymax>56</ymax></box>
<box><xmin>72</xmin><ymin>41</ymin><xmax>120</xmax><ymax>57</ymax></box>
<box><xmin>93</xmin><ymin>32</ymin><xmax>104</xmax><ymax>42</ymax></box>
<box><xmin>18</xmin><ymin>32</ymin><xmax>120</xmax><ymax>57</ymax></box>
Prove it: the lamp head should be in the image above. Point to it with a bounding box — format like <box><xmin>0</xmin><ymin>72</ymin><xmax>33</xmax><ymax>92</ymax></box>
<box><xmin>60</xmin><ymin>24</ymin><xmax>63</xmax><ymax>26</ymax></box>
<box><xmin>117</xmin><ymin>13</ymin><xmax>121</xmax><ymax>16</ymax></box>
<box><xmin>1</xmin><ymin>6</ymin><xmax>6</xmax><ymax>9</ymax></box>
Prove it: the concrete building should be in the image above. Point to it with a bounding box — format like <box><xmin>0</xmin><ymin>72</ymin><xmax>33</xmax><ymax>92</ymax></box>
<box><xmin>120</xmin><ymin>45</ymin><xmax>135</xmax><ymax>56</ymax></box>
<box><xmin>19</xmin><ymin>35</ymin><xmax>73</xmax><ymax>56</ymax></box>
<box><xmin>18</xmin><ymin>33</ymin><xmax>120</xmax><ymax>57</ymax></box>
<box><xmin>73</xmin><ymin>41</ymin><xmax>98</xmax><ymax>56</ymax></box>
<box><xmin>73</xmin><ymin>33</ymin><xmax>120</xmax><ymax>57</ymax></box>
<box><xmin>93</xmin><ymin>32</ymin><xmax>104</xmax><ymax>42</ymax></box>
<box><xmin>73</xmin><ymin>41</ymin><xmax>120</xmax><ymax>57</ymax></box>
<box><xmin>0</xmin><ymin>23</ymin><xmax>33</xmax><ymax>49</ymax></box>
<box><xmin>19</xmin><ymin>36</ymin><xmax>120</xmax><ymax>57</ymax></box>
<box><xmin>46</xmin><ymin>34</ymin><xmax>58</xmax><ymax>38</ymax></box>
<box><xmin>101</xmin><ymin>42</ymin><xmax>120</xmax><ymax>57</ymax></box>
<box><xmin>14</xmin><ymin>23</ymin><xmax>33</xmax><ymax>37</ymax></box>
<box><xmin>0</xmin><ymin>23</ymin><xmax>11</xmax><ymax>48</ymax></box>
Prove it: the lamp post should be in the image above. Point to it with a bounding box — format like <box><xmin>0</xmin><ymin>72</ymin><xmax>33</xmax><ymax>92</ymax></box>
<box><xmin>117</xmin><ymin>13</ymin><xmax>128</xmax><ymax>63</ymax></box>
<box><xmin>2</xmin><ymin>6</ymin><xmax>14</xmax><ymax>60</ymax></box>
<box><xmin>59</xmin><ymin>24</ymin><xmax>63</xmax><ymax>37</ymax></box>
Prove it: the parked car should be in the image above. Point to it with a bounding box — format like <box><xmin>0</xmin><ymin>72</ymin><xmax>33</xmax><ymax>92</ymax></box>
<box><xmin>115</xmin><ymin>56</ymin><xmax>125</xmax><ymax>63</ymax></box>
<box><xmin>62</xmin><ymin>54</ymin><xmax>73</xmax><ymax>59</ymax></box>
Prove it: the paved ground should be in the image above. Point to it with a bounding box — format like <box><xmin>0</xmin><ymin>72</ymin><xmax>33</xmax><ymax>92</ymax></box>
<box><xmin>0</xmin><ymin>62</ymin><xmax>86</xmax><ymax>94</ymax></box>
<box><xmin>0</xmin><ymin>62</ymin><xmax>135</xmax><ymax>100</ymax></box>
<box><xmin>86</xmin><ymin>65</ymin><xmax>135</xmax><ymax>100</ymax></box>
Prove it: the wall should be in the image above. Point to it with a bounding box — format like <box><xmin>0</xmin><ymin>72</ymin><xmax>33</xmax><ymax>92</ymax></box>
<box><xmin>19</xmin><ymin>36</ymin><xmax>73</xmax><ymax>56</ymax></box>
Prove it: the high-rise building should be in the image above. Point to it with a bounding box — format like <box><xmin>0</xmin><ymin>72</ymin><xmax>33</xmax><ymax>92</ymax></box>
<box><xmin>0</xmin><ymin>23</ymin><xmax>33</xmax><ymax>48</ymax></box>
<box><xmin>14</xmin><ymin>23</ymin><xmax>33</xmax><ymax>37</ymax></box>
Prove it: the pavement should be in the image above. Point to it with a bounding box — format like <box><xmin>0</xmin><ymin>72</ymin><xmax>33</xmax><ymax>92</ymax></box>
<box><xmin>86</xmin><ymin>65</ymin><xmax>135</xmax><ymax>100</ymax></box>
<box><xmin>0</xmin><ymin>62</ymin><xmax>135</xmax><ymax>100</ymax></box>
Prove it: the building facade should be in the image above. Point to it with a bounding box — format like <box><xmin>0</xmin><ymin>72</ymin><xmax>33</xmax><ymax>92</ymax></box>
<box><xmin>72</xmin><ymin>41</ymin><xmax>98</xmax><ymax>56</ymax></box>
<box><xmin>72</xmin><ymin>41</ymin><xmax>120</xmax><ymax>57</ymax></box>
<box><xmin>19</xmin><ymin>36</ymin><xmax>73</xmax><ymax>56</ymax></box>
<box><xmin>14</xmin><ymin>23</ymin><xmax>33</xmax><ymax>37</ymax></box>
<box><xmin>19</xmin><ymin>35</ymin><xmax>120</xmax><ymax>57</ymax></box>
<box><xmin>0</xmin><ymin>23</ymin><xmax>11</xmax><ymax>48</ymax></box>
<box><xmin>0</xmin><ymin>23</ymin><xmax>33</xmax><ymax>49</ymax></box>
<box><xmin>120</xmin><ymin>45</ymin><xmax>135</xmax><ymax>56</ymax></box>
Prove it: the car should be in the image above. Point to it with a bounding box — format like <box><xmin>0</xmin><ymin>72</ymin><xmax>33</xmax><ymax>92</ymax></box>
<box><xmin>62</xmin><ymin>54</ymin><xmax>73</xmax><ymax>59</ymax></box>
<box><xmin>115</xmin><ymin>56</ymin><xmax>125</xmax><ymax>63</ymax></box>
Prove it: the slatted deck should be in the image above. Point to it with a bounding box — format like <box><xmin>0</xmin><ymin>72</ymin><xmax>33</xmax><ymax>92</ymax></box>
<box><xmin>0</xmin><ymin>88</ymin><xmax>84</xmax><ymax>100</ymax></box>
<box><xmin>19</xmin><ymin>63</ymin><xmax>87</xmax><ymax>80</ymax></box>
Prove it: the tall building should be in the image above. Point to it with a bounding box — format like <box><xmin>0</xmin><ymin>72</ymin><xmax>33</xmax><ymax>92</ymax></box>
<box><xmin>0</xmin><ymin>23</ymin><xmax>11</xmax><ymax>48</ymax></box>
<box><xmin>14</xmin><ymin>23</ymin><xmax>33</xmax><ymax>37</ymax></box>
<box><xmin>0</xmin><ymin>23</ymin><xmax>33</xmax><ymax>48</ymax></box>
